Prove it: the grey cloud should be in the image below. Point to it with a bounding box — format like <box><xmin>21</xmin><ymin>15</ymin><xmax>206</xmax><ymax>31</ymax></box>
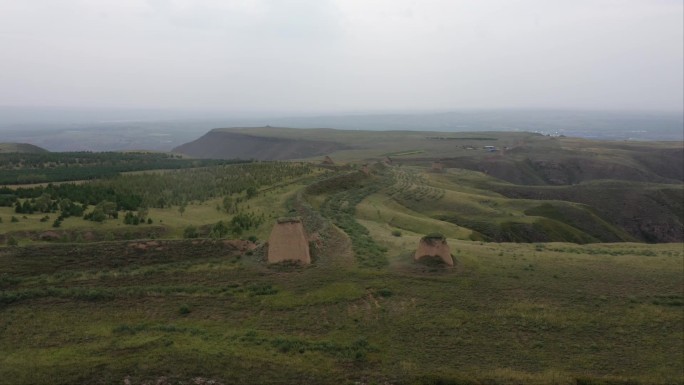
<box><xmin>0</xmin><ymin>0</ymin><xmax>681</xmax><ymax>112</ymax></box>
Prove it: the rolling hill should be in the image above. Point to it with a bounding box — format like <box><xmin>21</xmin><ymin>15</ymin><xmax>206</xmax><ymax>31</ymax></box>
<box><xmin>1</xmin><ymin>133</ymin><xmax>682</xmax><ymax>384</ymax></box>
<box><xmin>172</xmin><ymin>127</ymin><xmax>683</xmax><ymax>243</ymax></box>
<box><xmin>173</xmin><ymin>128</ymin><xmax>683</xmax><ymax>184</ymax></box>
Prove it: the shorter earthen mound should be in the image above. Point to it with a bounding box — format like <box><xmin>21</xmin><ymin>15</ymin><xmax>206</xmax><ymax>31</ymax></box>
<box><xmin>267</xmin><ymin>217</ymin><xmax>311</xmax><ymax>264</ymax></box>
<box><xmin>430</xmin><ymin>161</ymin><xmax>445</xmax><ymax>172</ymax></box>
<box><xmin>360</xmin><ymin>164</ymin><xmax>371</xmax><ymax>176</ymax></box>
<box><xmin>414</xmin><ymin>233</ymin><xmax>453</xmax><ymax>266</ymax></box>
<box><xmin>322</xmin><ymin>156</ymin><xmax>335</xmax><ymax>165</ymax></box>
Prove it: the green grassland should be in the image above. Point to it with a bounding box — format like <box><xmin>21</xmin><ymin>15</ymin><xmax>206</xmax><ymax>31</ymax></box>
<box><xmin>0</xmin><ymin>180</ymin><xmax>307</xmax><ymax>244</ymax></box>
<box><xmin>174</xmin><ymin>128</ymin><xmax>682</xmax><ymax>242</ymax></box>
<box><xmin>0</xmin><ymin>162</ymin><xmax>324</xmax><ymax>245</ymax></box>
<box><xmin>1</xmin><ymin>239</ymin><xmax>682</xmax><ymax>384</ymax></box>
<box><xmin>0</xmin><ymin>131</ymin><xmax>682</xmax><ymax>384</ymax></box>
<box><xmin>0</xmin><ymin>151</ymin><xmax>235</xmax><ymax>184</ymax></box>
<box><xmin>207</xmin><ymin>127</ymin><xmax>539</xmax><ymax>162</ymax></box>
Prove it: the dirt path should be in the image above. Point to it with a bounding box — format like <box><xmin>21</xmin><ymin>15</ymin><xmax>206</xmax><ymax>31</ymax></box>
<box><xmin>290</xmin><ymin>187</ymin><xmax>356</xmax><ymax>269</ymax></box>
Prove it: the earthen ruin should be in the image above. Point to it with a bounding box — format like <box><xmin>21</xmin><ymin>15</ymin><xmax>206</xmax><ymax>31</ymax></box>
<box><xmin>267</xmin><ymin>217</ymin><xmax>311</xmax><ymax>264</ymax></box>
<box><xmin>430</xmin><ymin>161</ymin><xmax>444</xmax><ymax>172</ymax></box>
<box><xmin>414</xmin><ymin>233</ymin><xmax>453</xmax><ymax>266</ymax></box>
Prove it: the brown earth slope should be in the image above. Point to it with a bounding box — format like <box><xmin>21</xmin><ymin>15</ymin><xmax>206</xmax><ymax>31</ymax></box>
<box><xmin>437</xmin><ymin>146</ymin><xmax>684</xmax><ymax>185</ymax></box>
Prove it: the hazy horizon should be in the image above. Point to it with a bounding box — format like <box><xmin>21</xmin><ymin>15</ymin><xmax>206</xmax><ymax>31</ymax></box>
<box><xmin>1</xmin><ymin>105</ymin><xmax>682</xmax><ymax>126</ymax></box>
<box><xmin>1</xmin><ymin>1</ymin><xmax>682</xmax><ymax>114</ymax></box>
<box><xmin>1</xmin><ymin>107</ymin><xmax>681</xmax><ymax>152</ymax></box>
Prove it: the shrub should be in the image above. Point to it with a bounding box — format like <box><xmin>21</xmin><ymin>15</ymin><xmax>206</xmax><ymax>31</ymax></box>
<box><xmin>75</xmin><ymin>289</ymin><xmax>114</xmax><ymax>301</ymax></box>
<box><xmin>247</xmin><ymin>283</ymin><xmax>278</xmax><ymax>296</ymax></box>
<box><xmin>183</xmin><ymin>225</ymin><xmax>199</xmax><ymax>239</ymax></box>
<box><xmin>178</xmin><ymin>304</ymin><xmax>191</xmax><ymax>315</ymax></box>
<box><xmin>391</xmin><ymin>230</ymin><xmax>402</xmax><ymax>237</ymax></box>
<box><xmin>211</xmin><ymin>220</ymin><xmax>229</xmax><ymax>238</ymax></box>
<box><xmin>6</xmin><ymin>236</ymin><xmax>18</xmax><ymax>247</ymax></box>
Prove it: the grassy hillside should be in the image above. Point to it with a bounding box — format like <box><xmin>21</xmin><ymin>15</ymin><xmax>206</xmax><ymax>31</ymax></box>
<box><xmin>336</xmin><ymin>166</ymin><xmax>681</xmax><ymax>243</ymax></box>
<box><xmin>172</xmin><ymin>128</ymin><xmax>683</xmax><ymax>185</ymax></box>
<box><xmin>1</xmin><ymin>238</ymin><xmax>681</xmax><ymax>385</ymax></box>
<box><xmin>1</xmin><ymin>135</ymin><xmax>682</xmax><ymax>384</ymax></box>
<box><xmin>171</xmin><ymin>129</ymin><xmax>683</xmax><ymax>242</ymax></box>
<box><xmin>0</xmin><ymin>142</ymin><xmax>48</xmax><ymax>153</ymax></box>
<box><xmin>492</xmin><ymin>181</ymin><xmax>683</xmax><ymax>243</ymax></box>
<box><xmin>2</xmin><ymin>140</ymin><xmax>682</xmax><ymax>244</ymax></box>
<box><xmin>0</xmin><ymin>151</ymin><xmax>235</xmax><ymax>184</ymax></box>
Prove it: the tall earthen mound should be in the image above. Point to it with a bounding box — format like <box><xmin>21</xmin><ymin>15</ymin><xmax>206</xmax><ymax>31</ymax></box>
<box><xmin>267</xmin><ymin>218</ymin><xmax>311</xmax><ymax>264</ymax></box>
<box><xmin>414</xmin><ymin>233</ymin><xmax>453</xmax><ymax>266</ymax></box>
<box><xmin>322</xmin><ymin>156</ymin><xmax>335</xmax><ymax>165</ymax></box>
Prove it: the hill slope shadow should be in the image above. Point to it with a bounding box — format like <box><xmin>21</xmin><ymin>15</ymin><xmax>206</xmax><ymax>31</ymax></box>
<box><xmin>173</xmin><ymin>129</ymin><xmax>349</xmax><ymax>160</ymax></box>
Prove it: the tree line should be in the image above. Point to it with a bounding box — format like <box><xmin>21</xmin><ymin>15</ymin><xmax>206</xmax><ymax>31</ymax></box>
<box><xmin>2</xmin><ymin>161</ymin><xmax>315</xmax><ymax>227</ymax></box>
<box><xmin>0</xmin><ymin>151</ymin><xmax>245</xmax><ymax>184</ymax></box>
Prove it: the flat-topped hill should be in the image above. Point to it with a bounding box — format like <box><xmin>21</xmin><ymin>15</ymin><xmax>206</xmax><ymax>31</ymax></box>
<box><xmin>172</xmin><ymin>127</ymin><xmax>349</xmax><ymax>160</ymax></box>
<box><xmin>174</xmin><ymin>127</ymin><xmax>683</xmax><ymax>185</ymax></box>
<box><xmin>0</xmin><ymin>142</ymin><xmax>48</xmax><ymax>153</ymax></box>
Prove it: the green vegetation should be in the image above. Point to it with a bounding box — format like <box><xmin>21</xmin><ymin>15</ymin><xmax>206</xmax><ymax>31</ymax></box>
<box><xmin>0</xmin><ymin>162</ymin><xmax>316</xmax><ymax>244</ymax></box>
<box><xmin>308</xmin><ymin>171</ymin><xmax>390</xmax><ymax>268</ymax></box>
<box><xmin>2</xmin><ymin>162</ymin><xmax>313</xmax><ymax>209</ymax></box>
<box><xmin>0</xmin><ymin>240</ymin><xmax>681</xmax><ymax>384</ymax></box>
<box><xmin>0</xmin><ymin>133</ymin><xmax>682</xmax><ymax>384</ymax></box>
<box><xmin>0</xmin><ymin>151</ymin><xmax>239</xmax><ymax>184</ymax></box>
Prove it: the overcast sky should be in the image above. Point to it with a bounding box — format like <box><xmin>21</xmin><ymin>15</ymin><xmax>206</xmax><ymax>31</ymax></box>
<box><xmin>0</xmin><ymin>0</ymin><xmax>682</xmax><ymax>113</ymax></box>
